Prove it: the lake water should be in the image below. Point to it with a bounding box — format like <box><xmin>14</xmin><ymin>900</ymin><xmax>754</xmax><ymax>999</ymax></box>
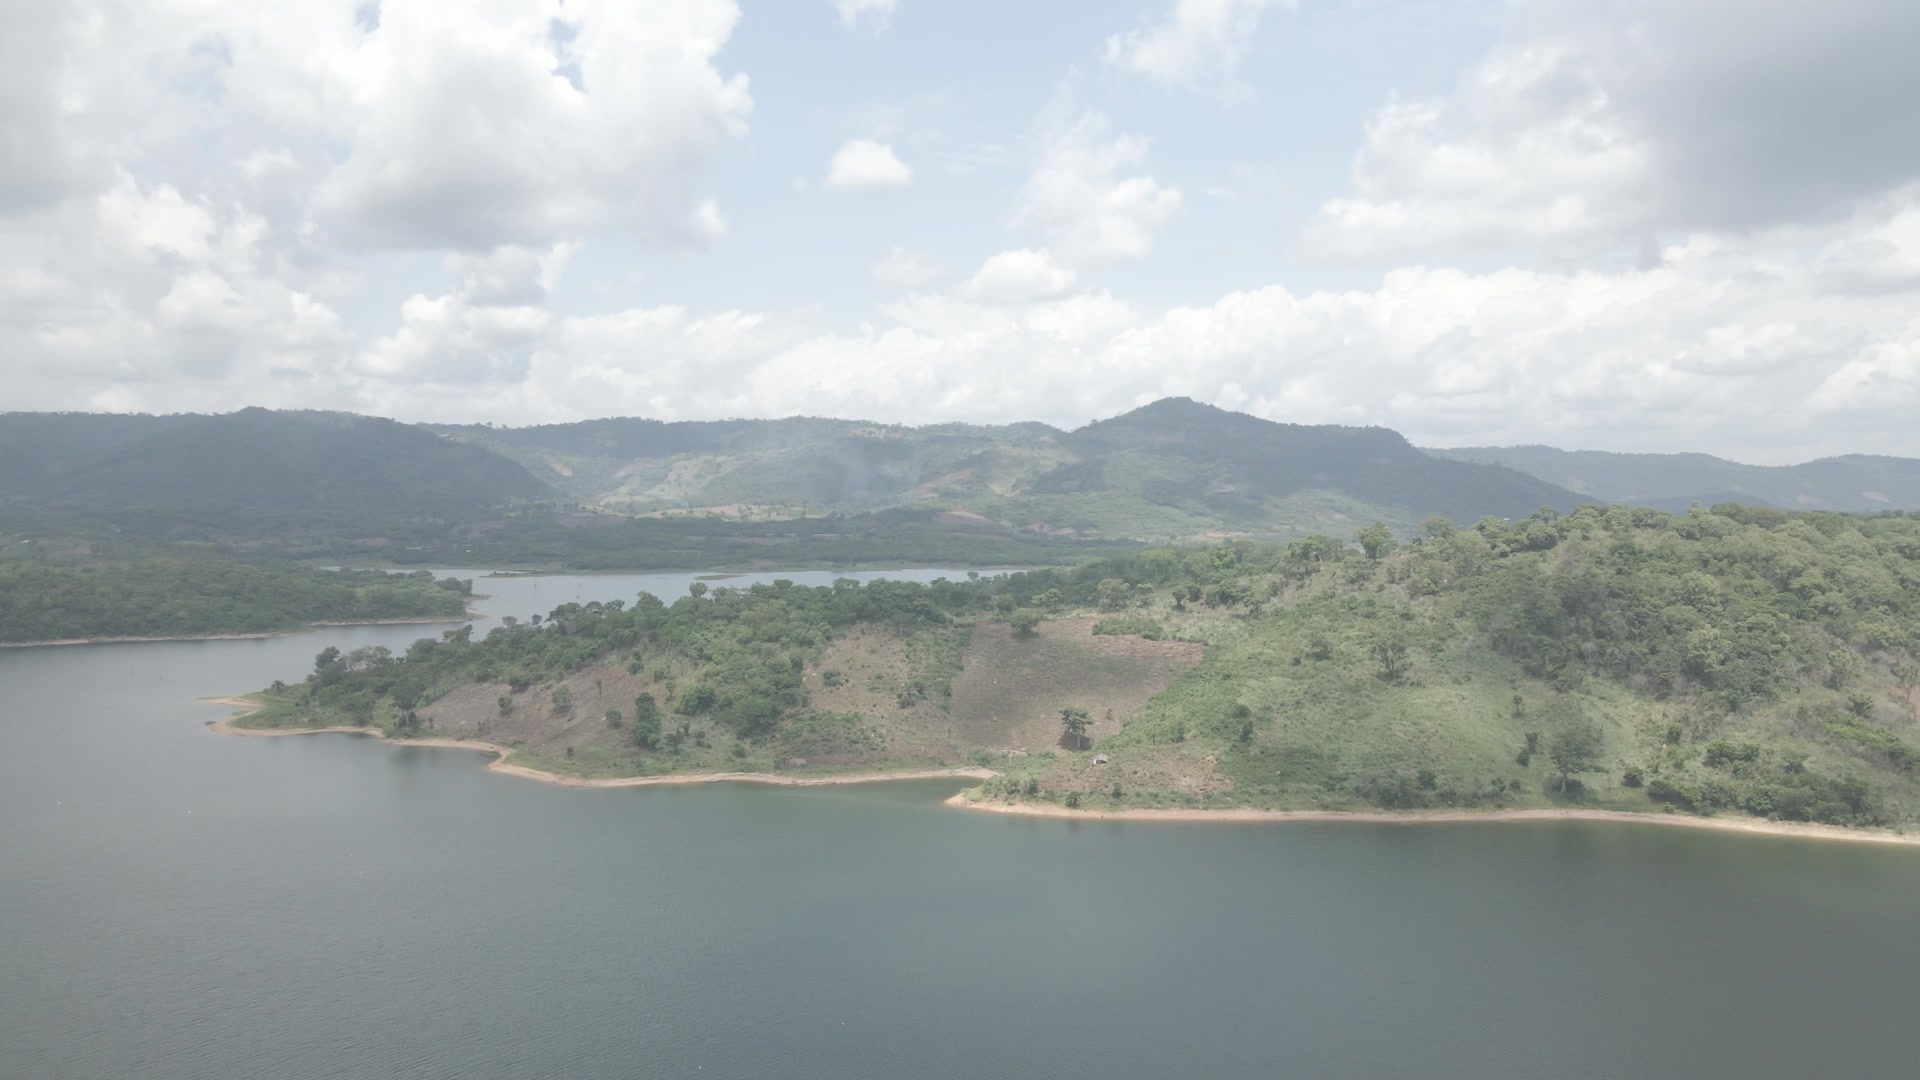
<box><xmin>4</xmin><ymin>569</ymin><xmax>1919</xmax><ymax>1079</ymax></box>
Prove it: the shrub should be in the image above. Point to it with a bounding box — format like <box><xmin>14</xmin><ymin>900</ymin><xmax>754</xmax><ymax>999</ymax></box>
<box><xmin>1092</xmin><ymin>616</ymin><xmax>1166</xmax><ymax>639</ymax></box>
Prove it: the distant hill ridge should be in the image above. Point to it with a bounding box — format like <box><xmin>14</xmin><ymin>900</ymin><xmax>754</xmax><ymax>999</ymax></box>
<box><xmin>6</xmin><ymin>403</ymin><xmax>1916</xmax><ymax>562</ymax></box>
<box><xmin>1425</xmin><ymin>444</ymin><xmax>1920</xmax><ymax>514</ymax></box>
<box><xmin>431</xmin><ymin>397</ymin><xmax>1582</xmax><ymax>535</ymax></box>
<box><xmin>0</xmin><ymin>408</ymin><xmax>552</xmax><ymax>542</ymax></box>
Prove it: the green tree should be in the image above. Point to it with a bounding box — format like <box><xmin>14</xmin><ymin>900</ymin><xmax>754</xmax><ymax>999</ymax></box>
<box><xmin>1357</xmin><ymin>522</ymin><xmax>1396</xmax><ymax>560</ymax></box>
<box><xmin>1060</xmin><ymin>707</ymin><xmax>1092</xmax><ymax>751</ymax></box>
<box><xmin>605</xmin><ymin>708</ymin><xmax>622</xmax><ymax>728</ymax></box>
<box><xmin>1371</xmin><ymin>638</ymin><xmax>1410</xmax><ymax>681</ymax></box>
<box><xmin>1549</xmin><ymin>725</ymin><xmax>1604</xmax><ymax>793</ymax></box>
<box><xmin>550</xmin><ymin>686</ymin><xmax>573</xmax><ymax>713</ymax></box>
<box><xmin>632</xmin><ymin>693</ymin><xmax>661</xmax><ymax>748</ymax></box>
<box><xmin>1008</xmin><ymin>608</ymin><xmax>1044</xmax><ymax>637</ymax></box>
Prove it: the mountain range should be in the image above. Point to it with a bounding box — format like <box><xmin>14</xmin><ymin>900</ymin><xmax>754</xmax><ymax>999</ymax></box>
<box><xmin>1425</xmin><ymin>445</ymin><xmax>1920</xmax><ymax>515</ymax></box>
<box><xmin>2</xmin><ymin>400</ymin><xmax>1915</xmax><ymax>566</ymax></box>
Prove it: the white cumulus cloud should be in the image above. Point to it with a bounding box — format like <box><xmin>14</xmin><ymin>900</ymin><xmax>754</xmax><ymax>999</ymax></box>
<box><xmin>962</xmin><ymin>249</ymin><xmax>1078</xmax><ymax>304</ymax></box>
<box><xmin>826</xmin><ymin>139</ymin><xmax>914</xmax><ymax>191</ymax></box>
<box><xmin>1011</xmin><ymin>105</ymin><xmax>1181</xmax><ymax>265</ymax></box>
<box><xmin>1306</xmin><ymin>0</ymin><xmax>1920</xmax><ymax>263</ymax></box>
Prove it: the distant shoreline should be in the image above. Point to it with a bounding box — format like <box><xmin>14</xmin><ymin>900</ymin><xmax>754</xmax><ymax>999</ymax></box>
<box><xmin>205</xmin><ymin>698</ymin><xmax>993</xmax><ymax>789</ymax></box>
<box><xmin>3</xmin><ymin>615</ymin><xmax>478</xmax><ymax>650</ymax></box>
<box><xmin>943</xmin><ymin>793</ymin><xmax>1920</xmax><ymax>847</ymax></box>
<box><xmin>205</xmin><ymin>698</ymin><xmax>1920</xmax><ymax>847</ymax></box>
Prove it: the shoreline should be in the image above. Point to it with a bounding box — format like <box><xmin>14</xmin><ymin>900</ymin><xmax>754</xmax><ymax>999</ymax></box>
<box><xmin>943</xmin><ymin>793</ymin><xmax>1920</xmax><ymax>847</ymax></box>
<box><xmin>4</xmin><ymin>615</ymin><xmax>479</xmax><ymax>650</ymax></box>
<box><xmin>206</xmin><ymin>698</ymin><xmax>993</xmax><ymax>789</ymax></box>
<box><xmin>204</xmin><ymin>698</ymin><xmax>1919</xmax><ymax>848</ymax></box>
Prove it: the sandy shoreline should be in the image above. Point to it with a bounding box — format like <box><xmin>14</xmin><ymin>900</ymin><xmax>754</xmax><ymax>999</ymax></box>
<box><xmin>204</xmin><ymin>697</ymin><xmax>1919</xmax><ymax>847</ymax></box>
<box><xmin>944</xmin><ymin>793</ymin><xmax>1920</xmax><ymax>846</ymax></box>
<box><xmin>206</xmin><ymin>698</ymin><xmax>993</xmax><ymax>789</ymax></box>
<box><xmin>6</xmin><ymin>615</ymin><xmax>477</xmax><ymax>650</ymax></box>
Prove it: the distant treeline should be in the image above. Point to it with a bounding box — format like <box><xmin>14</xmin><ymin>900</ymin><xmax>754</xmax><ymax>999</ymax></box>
<box><xmin>0</xmin><ymin>561</ymin><xmax>473</xmax><ymax>643</ymax></box>
<box><xmin>374</xmin><ymin>509</ymin><xmax>1139</xmax><ymax>571</ymax></box>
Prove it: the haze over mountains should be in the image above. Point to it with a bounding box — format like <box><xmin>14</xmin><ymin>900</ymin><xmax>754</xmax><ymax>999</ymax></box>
<box><xmin>1426</xmin><ymin>445</ymin><xmax>1920</xmax><ymax>515</ymax></box>
<box><xmin>4</xmin><ymin>400</ymin><xmax>1917</xmax><ymax>567</ymax></box>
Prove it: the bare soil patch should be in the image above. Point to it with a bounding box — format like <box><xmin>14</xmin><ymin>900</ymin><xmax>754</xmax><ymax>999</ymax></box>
<box><xmin>947</xmin><ymin>617</ymin><xmax>1203</xmax><ymax>752</ymax></box>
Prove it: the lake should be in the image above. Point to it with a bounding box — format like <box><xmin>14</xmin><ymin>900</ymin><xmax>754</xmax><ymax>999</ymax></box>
<box><xmin>4</xmin><ymin>569</ymin><xmax>1919</xmax><ymax>1079</ymax></box>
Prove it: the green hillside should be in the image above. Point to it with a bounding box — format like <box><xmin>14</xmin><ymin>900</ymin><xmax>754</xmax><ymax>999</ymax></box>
<box><xmin>240</xmin><ymin>504</ymin><xmax>1920</xmax><ymax>832</ymax></box>
<box><xmin>436</xmin><ymin>399</ymin><xmax>1581</xmax><ymax>544</ymax></box>
<box><xmin>1428</xmin><ymin>445</ymin><xmax>1920</xmax><ymax>513</ymax></box>
<box><xmin>0</xmin><ymin>409</ymin><xmax>554</xmax><ymax>550</ymax></box>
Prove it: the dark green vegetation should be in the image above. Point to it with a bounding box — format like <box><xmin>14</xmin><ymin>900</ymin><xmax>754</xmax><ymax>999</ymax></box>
<box><xmin>402</xmin><ymin>508</ymin><xmax>1137</xmax><ymax>571</ymax></box>
<box><xmin>1429</xmin><ymin>444</ymin><xmax>1920</xmax><ymax>514</ymax></box>
<box><xmin>0</xmin><ymin>561</ymin><xmax>472</xmax><ymax>643</ymax></box>
<box><xmin>244</xmin><ymin>504</ymin><xmax>1920</xmax><ymax>830</ymax></box>
<box><xmin>0</xmin><ymin>409</ymin><xmax>550</xmax><ymax>558</ymax></box>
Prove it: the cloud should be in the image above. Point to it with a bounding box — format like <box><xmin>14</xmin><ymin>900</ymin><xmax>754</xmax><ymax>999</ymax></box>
<box><xmin>22</xmin><ymin>186</ymin><xmax>1920</xmax><ymax>462</ymax></box>
<box><xmin>834</xmin><ymin>0</ymin><xmax>898</xmax><ymax>33</ymax></box>
<box><xmin>1104</xmin><ymin>0</ymin><xmax>1290</xmax><ymax>90</ymax></box>
<box><xmin>825</xmin><ymin>139</ymin><xmax>914</xmax><ymax>191</ymax></box>
<box><xmin>0</xmin><ymin>0</ymin><xmax>94</xmax><ymax>213</ymax></box>
<box><xmin>355</xmin><ymin>292</ymin><xmax>553</xmax><ymax>386</ymax></box>
<box><xmin>308</xmin><ymin>1</ymin><xmax>751</xmax><ymax>250</ymax></box>
<box><xmin>1011</xmin><ymin>104</ymin><xmax>1181</xmax><ymax>265</ymax></box>
<box><xmin>0</xmin><ymin>173</ymin><xmax>352</xmax><ymax>410</ymax></box>
<box><xmin>1306</xmin><ymin>0</ymin><xmax>1920</xmax><ymax>262</ymax></box>
<box><xmin>961</xmin><ymin>249</ymin><xmax>1078</xmax><ymax>304</ymax></box>
<box><xmin>871</xmin><ymin>247</ymin><xmax>945</xmax><ymax>289</ymax></box>
<box><xmin>1814</xmin><ymin>191</ymin><xmax>1920</xmax><ymax>294</ymax></box>
<box><xmin>444</xmin><ymin>244</ymin><xmax>580</xmax><ymax>307</ymax></box>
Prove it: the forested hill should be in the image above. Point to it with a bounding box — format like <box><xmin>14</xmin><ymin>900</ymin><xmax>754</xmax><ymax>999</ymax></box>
<box><xmin>5</xmin><ymin>403</ymin><xmax>1587</xmax><ymax>563</ymax></box>
<box><xmin>0</xmin><ymin>409</ymin><xmax>554</xmax><ymax>545</ymax></box>
<box><xmin>0</xmin><ymin>562</ymin><xmax>474</xmax><ymax>643</ymax></box>
<box><xmin>243</xmin><ymin>504</ymin><xmax>1920</xmax><ymax>832</ymax></box>
<box><xmin>434</xmin><ymin>398</ymin><xmax>1582</xmax><ymax>541</ymax></box>
<box><xmin>1427</xmin><ymin>444</ymin><xmax>1920</xmax><ymax>513</ymax></box>
<box><xmin>1054</xmin><ymin>398</ymin><xmax>1575</xmax><ymax>524</ymax></box>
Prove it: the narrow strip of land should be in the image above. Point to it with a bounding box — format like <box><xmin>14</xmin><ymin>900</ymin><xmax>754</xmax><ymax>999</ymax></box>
<box><xmin>943</xmin><ymin>793</ymin><xmax>1920</xmax><ymax>846</ymax></box>
<box><xmin>6</xmin><ymin>616</ymin><xmax>474</xmax><ymax>650</ymax></box>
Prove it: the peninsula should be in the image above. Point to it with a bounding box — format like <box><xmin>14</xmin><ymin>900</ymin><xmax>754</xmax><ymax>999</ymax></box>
<box><xmin>227</xmin><ymin>503</ymin><xmax>1920</xmax><ymax>836</ymax></box>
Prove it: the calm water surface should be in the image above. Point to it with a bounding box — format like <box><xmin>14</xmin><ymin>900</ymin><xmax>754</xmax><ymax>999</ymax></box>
<box><xmin>4</xmin><ymin>569</ymin><xmax>1919</xmax><ymax>1079</ymax></box>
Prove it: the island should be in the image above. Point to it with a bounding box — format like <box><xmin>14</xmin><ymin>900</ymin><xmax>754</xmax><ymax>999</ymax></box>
<box><xmin>223</xmin><ymin>503</ymin><xmax>1920</xmax><ymax>839</ymax></box>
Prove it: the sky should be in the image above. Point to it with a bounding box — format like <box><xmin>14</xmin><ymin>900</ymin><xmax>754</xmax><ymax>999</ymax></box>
<box><xmin>4</xmin><ymin>0</ymin><xmax>1919</xmax><ymax>463</ymax></box>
